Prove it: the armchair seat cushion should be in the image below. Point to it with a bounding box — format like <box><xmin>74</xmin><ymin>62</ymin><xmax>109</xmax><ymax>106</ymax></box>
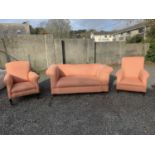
<box><xmin>11</xmin><ymin>82</ymin><xmax>36</xmax><ymax>93</ymax></box>
<box><xmin>120</xmin><ymin>77</ymin><xmax>143</xmax><ymax>86</ymax></box>
<box><xmin>56</xmin><ymin>75</ymin><xmax>104</xmax><ymax>88</ymax></box>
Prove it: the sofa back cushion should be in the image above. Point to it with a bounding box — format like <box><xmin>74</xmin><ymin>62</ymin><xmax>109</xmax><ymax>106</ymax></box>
<box><xmin>122</xmin><ymin>57</ymin><xmax>144</xmax><ymax>78</ymax></box>
<box><xmin>5</xmin><ymin>61</ymin><xmax>30</xmax><ymax>83</ymax></box>
<box><xmin>57</xmin><ymin>64</ymin><xmax>103</xmax><ymax>77</ymax></box>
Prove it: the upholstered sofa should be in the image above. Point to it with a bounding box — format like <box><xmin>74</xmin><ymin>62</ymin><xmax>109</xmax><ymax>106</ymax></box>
<box><xmin>46</xmin><ymin>64</ymin><xmax>113</xmax><ymax>95</ymax></box>
<box><xmin>4</xmin><ymin>61</ymin><xmax>40</xmax><ymax>104</ymax></box>
<box><xmin>116</xmin><ymin>57</ymin><xmax>149</xmax><ymax>93</ymax></box>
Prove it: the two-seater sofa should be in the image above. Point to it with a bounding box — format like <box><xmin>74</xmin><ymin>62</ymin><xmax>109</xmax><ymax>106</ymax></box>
<box><xmin>46</xmin><ymin>64</ymin><xmax>113</xmax><ymax>95</ymax></box>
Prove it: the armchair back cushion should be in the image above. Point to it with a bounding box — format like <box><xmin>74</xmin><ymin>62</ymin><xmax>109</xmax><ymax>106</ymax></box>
<box><xmin>122</xmin><ymin>57</ymin><xmax>144</xmax><ymax>78</ymax></box>
<box><xmin>5</xmin><ymin>61</ymin><xmax>30</xmax><ymax>83</ymax></box>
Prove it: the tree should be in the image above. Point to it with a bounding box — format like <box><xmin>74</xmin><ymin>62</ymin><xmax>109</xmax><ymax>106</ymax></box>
<box><xmin>35</xmin><ymin>27</ymin><xmax>48</xmax><ymax>34</ymax></box>
<box><xmin>45</xmin><ymin>19</ymin><xmax>71</xmax><ymax>38</ymax></box>
<box><xmin>145</xmin><ymin>20</ymin><xmax>155</xmax><ymax>62</ymax></box>
<box><xmin>29</xmin><ymin>25</ymin><xmax>47</xmax><ymax>34</ymax></box>
<box><xmin>29</xmin><ymin>25</ymin><xmax>36</xmax><ymax>34</ymax></box>
<box><xmin>126</xmin><ymin>34</ymin><xmax>143</xmax><ymax>43</ymax></box>
<box><xmin>145</xmin><ymin>42</ymin><xmax>155</xmax><ymax>62</ymax></box>
<box><xmin>145</xmin><ymin>19</ymin><xmax>155</xmax><ymax>42</ymax></box>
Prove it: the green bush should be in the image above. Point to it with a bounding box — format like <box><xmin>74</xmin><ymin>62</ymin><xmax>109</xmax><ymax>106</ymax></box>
<box><xmin>145</xmin><ymin>43</ymin><xmax>155</xmax><ymax>62</ymax></box>
<box><xmin>126</xmin><ymin>34</ymin><xmax>143</xmax><ymax>43</ymax></box>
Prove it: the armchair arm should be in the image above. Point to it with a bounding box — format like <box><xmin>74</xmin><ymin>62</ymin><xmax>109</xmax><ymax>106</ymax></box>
<box><xmin>28</xmin><ymin>72</ymin><xmax>40</xmax><ymax>92</ymax></box>
<box><xmin>4</xmin><ymin>73</ymin><xmax>13</xmax><ymax>87</ymax></box>
<box><xmin>3</xmin><ymin>74</ymin><xmax>13</xmax><ymax>99</ymax></box>
<box><xmin>116</xmin><ymin>69</ymin><xmax>124</xmax><ymax>83</ymax></box>
<box><xmin>28</xmin><ymin>71</ymin><xmax>39</xmax><ymax>83</ymax></box>
<box><xmin>46</xmin><ymin>65</ymin><xmax>60</xmax><ymax>88</ymax></box>
<box><xmin>139</xmin><ymin>70</ymin><xmax>150</xmax><ymax>86</ymax></box>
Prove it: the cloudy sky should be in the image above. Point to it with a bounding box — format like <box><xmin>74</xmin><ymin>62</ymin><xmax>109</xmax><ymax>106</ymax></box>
<box><xmin>0</xmin><ymin>19</ymin><xmax>143</xmax><ymax>31</ymax></box>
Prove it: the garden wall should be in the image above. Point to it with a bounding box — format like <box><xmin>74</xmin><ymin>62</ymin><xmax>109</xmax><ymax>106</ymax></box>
<box><xmin>0</xmin><ymin>35</ymin><xmax>56</xmax><ymax>71</ymax></box>
<box><xmin>0</xmin><ymin>34</ymin><xmax>150</xmax><ymax>71</ymax></box>
<box><xmin>95</xmin><ymin>42</ymin><xmax>149</xmax><ymax>64</ymax></box>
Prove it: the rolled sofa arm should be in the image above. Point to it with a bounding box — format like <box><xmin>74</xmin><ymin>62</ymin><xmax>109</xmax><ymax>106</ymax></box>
<box><xmin>46</xmin><ymin>65</ymin><xmax>60</xmax><ymax>88</ymax></box>
<box><xmin>97</xmin><ymin>65</ymin><xmax>113</xmax><ymax>83</ymax></box>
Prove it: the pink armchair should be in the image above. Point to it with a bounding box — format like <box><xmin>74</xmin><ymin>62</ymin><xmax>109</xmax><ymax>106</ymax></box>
<box><xmin>116</xmin><ymin>57</ymin><xmax>150</xmax><ymax>93</ymax></box>
<box><xmin>4</xmin><ymin>61</ymin><xmax>40</xmax><ymax>104</ymax></box>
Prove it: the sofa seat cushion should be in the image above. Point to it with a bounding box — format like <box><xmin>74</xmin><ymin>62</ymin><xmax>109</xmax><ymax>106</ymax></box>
<box><xmin>11</xmin><ymin>82</ymin><xmax>35</xmax><ymax>93</ymax></box>
<box><xmin>120</xmin><ymin>77</ymin><xmax>143</xmax><ymax>86</ymax></box>
<box><xmin>56</xmin><ymin>75</ymin><xmax>103</xmax><ymax>88</ymax></box>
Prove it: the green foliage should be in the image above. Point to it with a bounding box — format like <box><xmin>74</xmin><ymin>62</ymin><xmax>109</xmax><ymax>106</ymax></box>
<box><xmin>146</xmin><ymin>26</ymin><xmax>155</xmax><ymax>42</ymax></box>
<box><xmin>30</xmin><ymin>25</ymin><xmax>47</xmax><ymax>34</ymax></box>
<box><xmin>145</xmin><ymin>20</ymin><xmax>155</xmax><ymax>62</ymax></box>
<box><xmin>145</xmin><ymin>43</ymin><xmax>155</xmax><ymax>62</ymax></box>
<box><xmin>35</xmin><ymin>27</ymin><xmax>48</xmax><ymax>34</ymax></box>
<box><xmin>126</xmin><ymin>34</ymin><xmax>143</xmax><ymax>43</ymax></box>
<box><xmin>29</xmin><ymin>25</ymin><xmax>36</xmax><ymax>34</ymax></box>
<box><xmin>144</xmin><ymin>20</ymin><xmax>155</xmax><ymax>42</ymax></box>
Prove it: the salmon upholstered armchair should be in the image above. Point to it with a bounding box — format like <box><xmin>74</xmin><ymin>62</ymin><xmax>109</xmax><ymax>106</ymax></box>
<box><xmin>4</xmin><ymin>61</ymin><xmax>40</xmax><ymax>104</ymax></box>
<box><xmin>46</xmin><ymin>64</ymin><xmax>113</xmax><ymax>95</ymax></box>
<box><xmin>116</xmin><ymin>57</ymin><xmax>149</xmax><ymax>93</ymax></box>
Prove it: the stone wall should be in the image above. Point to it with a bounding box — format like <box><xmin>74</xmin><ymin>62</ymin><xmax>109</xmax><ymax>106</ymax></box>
<box><xmin>0</xmin><ymin>34</ymin><xmax>150</xmax><ymax>71</ymax></box>
<box><xmin>0</xmin><ymin>35</ymin><xmax>55</xmax><ymax>71</ymax></box>
<box><xmin>95</xmin><ymin>42</ymin><xmax>149</xmax><ymax>64</ymax></box>
<box><xmin>63</xmin><ymin>39</ymin><xmax>94</xmax><ymax>64</ymax></box>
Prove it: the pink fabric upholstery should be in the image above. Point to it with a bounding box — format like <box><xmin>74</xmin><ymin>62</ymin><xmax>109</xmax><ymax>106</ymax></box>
<box><xmin>56</xmin><ymin>75</ymin><xmax>103</xmax><ymax>88</ymax></box>
<box><xmin>5</xmin><ymin>61</ymin><xmax>30</xmax><ymax>83</ymax></box>
<box><xmin>116</xmin><ymin>57</ymin><xmax>149</xmax><ymax>93</ymax></box>
<box><xmin>46</xmin><ymin>64</ymin><xmax>113</xmax><ymax>95</ymax></box>
<box><xmin>122</xmin><ymin>57</ymin><xmax>144</xmax><ymax>78</ymax></box>
<box><xmin>4</xmin><ymin>61</ymin><xmax>40</xmax><ymax>99</ymax></box>
<box><xmin>11</xmin><ymin>82</ymin><xmax>35</xmax><ymax>93</ymax></box>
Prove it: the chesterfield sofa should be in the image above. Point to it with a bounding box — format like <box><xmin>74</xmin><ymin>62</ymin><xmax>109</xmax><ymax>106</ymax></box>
<box><xmin>46</xmin><ymin>64</ymin><xmax>113</xmax><ymax>95</ymax></box>
<box><xmin>4</xmin><ymin>61</ymin><xmax>40</xmax><ymax>104</ymax></box>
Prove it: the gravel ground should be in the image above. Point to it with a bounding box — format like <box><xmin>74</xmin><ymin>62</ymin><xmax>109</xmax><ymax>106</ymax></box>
<box><xmin>0</xmin><ymin>63</ymin><xmax>155</xmax><ymax>135</ymax></box>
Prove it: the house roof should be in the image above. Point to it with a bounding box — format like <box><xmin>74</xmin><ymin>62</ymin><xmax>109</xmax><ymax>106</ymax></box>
<box><xmin>92</xmin><ymin>31</ymin><xmax>115</xmax><ymax>35</ymax></box>
<box><xmin>0</xmin><ymin>23</ymin><xmax>30</xmax><ymax>37</ymax></box>
<box><xmin>92</xmin><ymin>22</ymin><xmax>147</xmax><ymax>36</ymax></box>
<box><xmin>113</xmin><ymin>22</ymin><xmax>146</xmax><ymax>34</ymax></box>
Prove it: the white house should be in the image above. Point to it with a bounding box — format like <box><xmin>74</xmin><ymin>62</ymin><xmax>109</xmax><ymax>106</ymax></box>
<box><xmin>90</xmin><ymin>32</ymin><xmax>114</xmax><ymax>42</ymax></box>
<box><xmin>90</xmin><ymin>22</ymin><xmax>148</xmax><ymax>42</ymax></box>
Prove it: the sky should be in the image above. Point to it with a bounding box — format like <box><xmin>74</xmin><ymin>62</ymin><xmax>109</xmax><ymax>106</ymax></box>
<box><xmin>0</xmin><ymin>19</ymin><xmax>143</xmax><ymax>31</ymax></box>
